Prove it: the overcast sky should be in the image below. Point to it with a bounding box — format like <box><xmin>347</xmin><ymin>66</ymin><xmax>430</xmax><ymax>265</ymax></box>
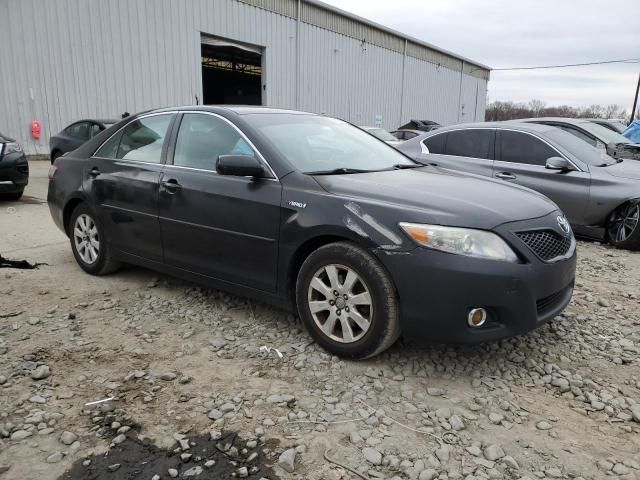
<box><xmin>321</xmin><ymin>0</ymin><xmax>640</xmax><ymax>111</ymax></box>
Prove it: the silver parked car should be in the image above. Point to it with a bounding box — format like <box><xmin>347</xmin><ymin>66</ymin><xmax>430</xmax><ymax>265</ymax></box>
<box><xmin>395</xmin><ymin>122</ymin><xmax>640</xmax><ymax>249</ymax></box>
<box><xmin>516</xmin><ymin>117</ymin><xmax>640</xmax><ymax>161</ymax></box>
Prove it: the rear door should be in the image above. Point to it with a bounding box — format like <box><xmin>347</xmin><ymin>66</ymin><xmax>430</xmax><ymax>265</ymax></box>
<box><xmin>418</xmin><ymin>128</ymin><xmax>495</xmax><ymax>177</ymax></box>
<box><xmin>158</xmin><ymin>112</ymin><xmax>282</xmax><ymax>292</ymax></box>
<box><xmin>85</xmin><ymin>113</ymin><xmax>175</xmax><ymax>262</ymax></box>
<box><xmin>493</xmin><ymin>129</ymin><xmax>590</xmax><ymax>223</ymax></box>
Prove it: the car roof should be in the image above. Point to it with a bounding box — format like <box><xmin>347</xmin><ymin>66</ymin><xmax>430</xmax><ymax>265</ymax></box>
<box><xmin>69</xmin><ymin>118</ymin><xmax>118</xmax><ymax>125</ymax></box>
<box><xmin>427</xmin><ymin>121</ymin><xmax>559</xmax><ymax>134</ymax></box>
<box><xmin>147</xmin><ymin>105</ymin><xmax>316</xmax><ymax>116</ymax></box>
<box><xmin>515</xmin><ymin>117</ymin><xmax>593</xmax><ymax>126</ymax></box>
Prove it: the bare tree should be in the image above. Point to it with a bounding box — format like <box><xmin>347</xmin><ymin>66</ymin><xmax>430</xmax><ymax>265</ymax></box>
<box><xmin>485</xmin><ymin>100</ymin><xmax>628</xmax><ymax>122</ymax></box>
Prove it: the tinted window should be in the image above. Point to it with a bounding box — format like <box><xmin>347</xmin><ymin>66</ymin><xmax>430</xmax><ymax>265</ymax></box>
<box><xmin>94</xmin><ymin>131</ymin><xmax>122</xmax><ymax>158</ymax></box>
<box><xmin>499</xmin><ymin>131</ymin><xmax>558</xmax><ymax>166</ymax></box>
<box><xmin>173</xmin><ymin>114</ymin><xmax>254</xmax><ymax>171</ymax></box>
<box><xmin>117</xmin><ymin>115</ymin><xmax>173</xmax><ymax>163</ymax></box>
<box><xmin>556</xmin><ymin>125</ymin><xmax>597</xmax><ymax>146</ymax></box>
<box><xmin>390</xmin><ymin>131</ymin><xmax>403</xmax><ymax>140</ymax></box>
<box><xmin>66</xmin><ymin>122</ymin><xmax>90</xmax><ymax>140</ymax></box>
<box><xmin>93</xmin><ymin>115</ymin><xmax>173</xmax><ymax>162</ymax></box>
<box><xmin>445</xmin><ymin>129</ymin><xmax>493</xmax><ymax>159</ymax></box>
<box><xmin>404</xmin><ymin>132</ymin><xmax>418</xmax><ymax>140</ymax></box>
<box><xmin>422</xmin><ymin>133</ymin><xmax>446</xmax><ymax>154</ymax></box>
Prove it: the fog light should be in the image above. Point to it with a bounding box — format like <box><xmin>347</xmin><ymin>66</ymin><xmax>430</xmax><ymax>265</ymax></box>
<box><xmin>467</xmin><ymin>308</ymin><xmax>487</xmax><ymax>327</ymax></box>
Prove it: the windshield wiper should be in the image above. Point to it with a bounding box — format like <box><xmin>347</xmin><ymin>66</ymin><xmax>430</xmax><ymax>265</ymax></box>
<box><xmin>392</xmin><ymin>163</ymin><xmax>421</xmax><ymax>170</ymax></box>
<box><xmin>306</xmin><ymin>167</ymin><xmax>375</xmax><ymax>175</ymax></box>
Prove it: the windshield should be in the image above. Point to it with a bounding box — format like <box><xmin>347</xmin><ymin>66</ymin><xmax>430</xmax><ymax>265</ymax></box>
<box><xmin>580</xmin><ymin>121</ymin><xmax>630</xmax><ymax>144</ymax></box>
<box><xmin>545</xmin><ymin>128</ymin><xmax>617</xmax><ymax>166</ymax></box>
<box><xmin>363</xmin><ymin>127</ymin><xmax>396</xmax><ymax>142</ymax></box>
<box><xmin>244</xmin><ymin>114</ymin><xmax>415</xmax><ymax>174</ymax></box>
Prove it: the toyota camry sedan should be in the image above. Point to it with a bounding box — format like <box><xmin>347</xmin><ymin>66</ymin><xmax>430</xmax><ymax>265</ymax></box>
<box><xmin>47</xmin><ymin>107</ymin><xmax>576</xmax><ymax>359</ymax></box>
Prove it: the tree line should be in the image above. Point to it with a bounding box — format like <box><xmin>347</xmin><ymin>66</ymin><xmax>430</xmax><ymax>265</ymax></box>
<box><xmin>485</xmin><ymin>100</ymin><xmax>637</xmax><ymax>123</ymax></box>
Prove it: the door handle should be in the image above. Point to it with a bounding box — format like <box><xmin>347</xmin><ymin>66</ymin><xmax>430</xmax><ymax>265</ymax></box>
<box><xmin>495</xmin><ymin>172</ymin><xmax>516</xmax><ymax>180</ymax></box>
<box><xmin>161</xmin><ymin>178</ymin><xmax>182</xmax><ymax>193</ymax></box>
<box><xmin>89</xmin><ymin>167</ymin><xmax>101</xmax><ymax>178</ymax></box>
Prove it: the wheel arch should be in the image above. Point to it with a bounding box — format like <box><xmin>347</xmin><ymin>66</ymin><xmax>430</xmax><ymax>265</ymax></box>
<box><xmin>62</xmin><ymin>195</ymin><xmax>89</xmax><ymax>236</ymax></box>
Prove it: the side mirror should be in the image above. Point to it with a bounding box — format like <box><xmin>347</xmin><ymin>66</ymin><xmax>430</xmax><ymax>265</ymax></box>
<box><xmin>216</xmin><ymin>155</ymin><xmax>264</xmax><ymax>178</ymax></box>
<box><xmin>545</xmin><ymin>156</ymin><xmax>573</xmax><ymax>172</ymax></box>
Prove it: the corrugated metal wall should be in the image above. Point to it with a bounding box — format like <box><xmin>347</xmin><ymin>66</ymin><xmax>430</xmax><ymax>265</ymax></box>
<box><xmin>0</xmin><ymin>0</ymin><xmax>489</xmax><ymax>155</ymax></box>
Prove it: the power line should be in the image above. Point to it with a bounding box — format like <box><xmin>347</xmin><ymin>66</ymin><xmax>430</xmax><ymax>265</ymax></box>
<box><xmin>492</xmin><ymin>58</ymin><xmax>640</xmax><ymax>71</ymax></box>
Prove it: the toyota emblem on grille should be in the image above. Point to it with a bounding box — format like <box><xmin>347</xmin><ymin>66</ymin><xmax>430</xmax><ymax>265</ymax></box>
<box><xmin>557</xmin><ymin>215</ymin><xmax>571</xmax><ymax>235</ymax></box>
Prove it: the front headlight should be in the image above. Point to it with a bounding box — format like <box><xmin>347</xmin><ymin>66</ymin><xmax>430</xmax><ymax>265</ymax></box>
<box><xmin>399</xmin><ymin>222</ymin><xmax>519</xmax><ymax>263</ymax></box>
<box><xmin>3</xmin><ymin>142</ymin><xmax>23</xmax><ymax>155</ymax></box>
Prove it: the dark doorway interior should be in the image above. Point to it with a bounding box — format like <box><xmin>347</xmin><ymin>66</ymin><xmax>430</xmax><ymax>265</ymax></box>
<box><xmin>201</xmin><ymin>43</ymin><xmax>262</xmax><ymax>105</ymax></box>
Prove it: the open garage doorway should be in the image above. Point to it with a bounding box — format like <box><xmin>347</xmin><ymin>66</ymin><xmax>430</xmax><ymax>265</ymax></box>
<box><xmin>201</xmin><ymin>35</ymin><xmax>263</xmax><ymax>105</ymax></box>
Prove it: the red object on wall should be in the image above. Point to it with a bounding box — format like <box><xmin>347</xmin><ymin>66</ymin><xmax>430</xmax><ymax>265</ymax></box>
<box><xmin>31</xmin><ymin>120</ymin><xmax>41</xmax><ymax>139</ymax></box>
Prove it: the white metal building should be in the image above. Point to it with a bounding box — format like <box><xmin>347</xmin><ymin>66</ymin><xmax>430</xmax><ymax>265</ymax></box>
<box><xmin>0</xmin><ymin>0</ymin><xmax>490</xmax><ymax>155</ymax></box>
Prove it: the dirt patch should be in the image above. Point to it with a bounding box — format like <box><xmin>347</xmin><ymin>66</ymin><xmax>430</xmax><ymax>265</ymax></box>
<box><xmin>0</xmin><ymin>254</ymin><xmax>44</xmax><ymax>269</ymax></box>
<box><xmin>57</xmin><ymin>432</ymin><xmax>279</xmax><ymax>480</ymax></box>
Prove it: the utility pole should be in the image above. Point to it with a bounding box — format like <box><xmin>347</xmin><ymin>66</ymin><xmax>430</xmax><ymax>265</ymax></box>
<box><xmin>631</xmin><ymin>72</ymin><xmax>640</xmax><ymax>124</ymax></box>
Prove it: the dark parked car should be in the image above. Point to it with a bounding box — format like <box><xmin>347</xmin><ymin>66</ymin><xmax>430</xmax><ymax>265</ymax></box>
<box><xmin>517</xmin><ymin>117</ymin><xmax>640</xmax><ymax>161</ymax></box>
<box><xmin>48</xmin><ymin>107</ymin><xmax>576</xmax><ymax>358</ymax></box>
<box><xmin>395</xmin><ymin>122</ymin><xmax>640</xmax><ymax>249</ymax></box>
<box><xmin>50</xmin><ymin>119</ymin><xmax>117</xmax><ymax>163</ymax></box>
<box><xmin>390</xmin><ymin>129</ymin><xmax>423</xmax><ymax>141</ymax></box>
<box><xmin>398</xmin><ymin>119</ymin><xmax>441</xmax><ymax>132</ymax></box>
<box><xmin>0</xmin><ymin>133</ymin><xmax>28</xmax><ymax>200</ymax></box>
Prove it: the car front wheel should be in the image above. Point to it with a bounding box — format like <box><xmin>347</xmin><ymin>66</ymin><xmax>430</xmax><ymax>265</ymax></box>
<box><xmin>296</xmin><ymin>242</ymin><xmax>401</xmax><ymax>359</ymax></box>
<box><xmin>69</xmin><ymin>204</ymin><xmax>120</xmax><ymax>275</ymax></box>
<box><xmin>607</xmin><ymin>201</ymin><xmax>640</xmax><ymax>250</ymax></box>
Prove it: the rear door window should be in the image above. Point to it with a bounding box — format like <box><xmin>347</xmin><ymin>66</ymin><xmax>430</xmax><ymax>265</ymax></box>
<box><xmin>444</xmin><ymin>129</ymin><xmax>494</xmax><ymax>159</ymax></box>
<box><xmin>66</xmin><ymin>122</ymin><xmax>91</xmax><ymax>141</ymax></box>
<box><xmin>498</xmin><ymin>130</ymin><xmax>559</xmax><ymax>166</ymax></box>
<box><xmin>422</xmin><ymin>133</ymin><xmax>447</xmax><ymax>154</ymax></box>
<box><xmin>93</xmin><ymin>114</ymin><xmax>174</xmax><ymax>162</ymax></box>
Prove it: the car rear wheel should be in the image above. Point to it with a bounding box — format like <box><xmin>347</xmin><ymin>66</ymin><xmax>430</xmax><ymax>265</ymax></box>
<box><xmin>606</xmin><ymin>201</ymin><xmax>640</xmax><ymax>250</ymax></box>
<box><xmin>69</xmin><ymin>204</ymin><xmax>120</xmax><ymax>275</ymax></box>
<box><xmin>296</xmin><ymin>242</ymin><xmax>400</xmax><ymax>359</ymax></box>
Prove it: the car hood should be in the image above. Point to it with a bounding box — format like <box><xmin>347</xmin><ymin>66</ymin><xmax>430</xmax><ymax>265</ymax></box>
<box><xmin>600</xmin><ymin>160</ymin><xmax>640</xmax><ymax>180</ymax></box>
<box><xmin>314</xmin><ymin>167</ymin><xmax>558</xmax><ymax>230</ymax></box>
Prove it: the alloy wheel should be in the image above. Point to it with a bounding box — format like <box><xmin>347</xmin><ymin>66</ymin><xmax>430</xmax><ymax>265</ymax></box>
<box><xmin>610</xmin><ymin>203</ymin><xmax>640</xmax><ymax>243</ymax></box>
<box><xmin>307</xmin><ymin>264</ymin><xmax>373</xmax><ymax>343</ymax></box>
<box><xmin>73</xmin><ymin>214</ymin><xmax>100</xmax><ymax>264</ymax></box>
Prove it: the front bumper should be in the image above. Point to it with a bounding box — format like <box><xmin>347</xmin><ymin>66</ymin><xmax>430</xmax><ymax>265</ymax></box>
<box><xmin>0</xmin><ymin>150</ymin><xmax>29</xmax><ymax>193</ymax></box>
<box><xmin>379</xmin><ymin>211</ymin><xmax>577</xmax><ymax>344</ymax></box>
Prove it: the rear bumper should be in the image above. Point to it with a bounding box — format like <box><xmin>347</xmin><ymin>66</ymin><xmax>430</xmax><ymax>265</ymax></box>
<box><xmin>377</xmin><ymin>211</ymin><xmax>577</xmax><ymax>344</ymax></box>
<box><xmin>0</xmin><ymin>152</ymin><xmax>29</xmax><ymax>193</ymax></box>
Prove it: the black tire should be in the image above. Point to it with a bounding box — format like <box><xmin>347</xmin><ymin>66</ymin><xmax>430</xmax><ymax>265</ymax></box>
<box><xmin>4</xmin><ymin>190</ymin><xmax>23</xmax><ymax>201</ymax></box>
<box><xmin>296</xmin><ymin>242</ymin><xmax>401</xmax><ymax>359</ymax></box>
<box><xmin>51</xmin><ymin>150</ymin><xmax>62</xmax><ymax>164</ymax></box>
<box><xmin>606</xmin><ymin>202</ymin><xmax>640</xmax><ymax>251</ymax></box>
<box><xmin>69</xmin><ymin>203</ymin><xmax>120</xmax><ymax>275</ymax></box>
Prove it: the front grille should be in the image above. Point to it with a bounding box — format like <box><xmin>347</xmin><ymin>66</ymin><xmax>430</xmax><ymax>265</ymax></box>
<box><xmin>536</xmin><ymin>284</ymin><xmax>572</xmax><ymax>315</ymax></box>
<box><xmin>516</xmin><ymin>230</ymin><xmax>572</xmax><ymax>262</ymax></box>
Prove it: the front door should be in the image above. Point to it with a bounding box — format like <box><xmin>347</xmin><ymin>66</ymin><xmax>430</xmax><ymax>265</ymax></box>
<box><xmin>493</xmin><ymin>130</ymin><xmax>590</xmax><ymax>224</ymax></box>
<box><xmin>158</xmin><ymin>112</ymin><xmax>281</xmax><ymax>292</ymax></box>
<box><xmin>84</xmin><ymin>113</ymin><xmax>175</xmax><ymax>262</ymax></box>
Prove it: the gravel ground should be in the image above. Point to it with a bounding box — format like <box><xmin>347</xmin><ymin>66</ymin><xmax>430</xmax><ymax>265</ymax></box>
<box><xmin>0</xmin><ymin>161</ymin><xmax>639</xmax><ymax>480</ymax></box>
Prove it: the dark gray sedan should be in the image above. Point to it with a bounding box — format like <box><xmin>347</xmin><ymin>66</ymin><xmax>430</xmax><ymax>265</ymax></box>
<box><xmin>47</xmin><ymin>107</ymin><xmax>576</xmax><ymax>358</ymax></box>
<box><xmin>50</xmin><ymin>119</ymin><xmax>117</xmax><ymax>163</ymax></box>
<box><xmin>395</xmin><ymin>122</ymin><xmax>640</xmax><ymax>249</ymax></box>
